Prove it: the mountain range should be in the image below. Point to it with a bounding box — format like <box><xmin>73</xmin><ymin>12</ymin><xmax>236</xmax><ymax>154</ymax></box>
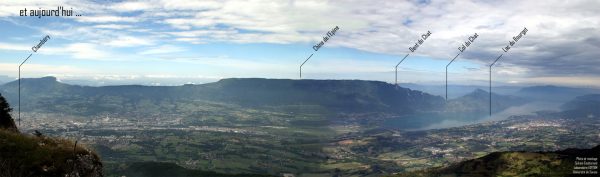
<box><xmin>0</xmin><ymin>77</ymin><xmax>535</xmax><ymax>118</ymax></box>
<box><xmin>0</xmin><ymin>77</ymin><xmax>445</xmax><ymax>115</ymax></box>
<box><xmin>516</xmin><ymin>85</ymin><xmax>600</xmax><ymax>102</ymax></box>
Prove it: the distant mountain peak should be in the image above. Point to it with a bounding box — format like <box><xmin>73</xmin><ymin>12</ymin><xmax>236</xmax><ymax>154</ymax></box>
<box><xmin>471</xmin><ymin>88</ymin><xmax>488</xmax><ymax>94</ymax></box>
<box><xmin>34</xmin><ymin>76</ymin><xmax>59</xmax><ymax>83</ymax></box>
<box><xmin>459</xmin><ymin>89</ymin><xmax>490</xmax><ymax>99</ymax></box>
<box><xmin>16</xmin><ymin>76</ymin><xmax>59</xmax><ymax>83</ymax></box>
<box><xmin>40</xmin><ymin>76</ymin><xmax>57</xmax><ymax>80</ymax></box>
<box><xmin>1</xmin><ymin>76</ymin><xmax>60</xmax><ymax>87</ymax></box>
<box><xmin>445</xmin><ymin>88</ymin><xmax>527</xmax><ymax>113</ymax></box>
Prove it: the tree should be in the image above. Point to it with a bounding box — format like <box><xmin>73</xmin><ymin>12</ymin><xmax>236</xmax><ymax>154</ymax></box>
<box><xmin>0</xmin><ymin>93</ymin><xmax>18</xmax><ymax>132</ymax></box>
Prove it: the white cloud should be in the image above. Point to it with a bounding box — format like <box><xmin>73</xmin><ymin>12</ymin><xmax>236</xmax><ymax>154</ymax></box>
<box><xmin>174</xmin><ymin>38</ymin><xmax>205</xmax><ymax>44</ymax></box>
<box><xmin>104</xmin><ymin>35</ymin><xmax>154</xmax><ymax>47</ymax></box>
<box><xmin>0</xmin><ymin>62</ymin><xmax>88</xmax><ymax>75</ymax></box>
<box><xmin>1</xmin><ymin>0</ymin><xmax>599</xmax><ymax>86</ymax></box>
<box><xmin>76</xmin><ymin>15</ymin><xmax>137</xmax><ymax>23</ymax></box>
<box><xmin>521</xmin><ymin>76</ymin><xmax>600</xmax><ymax>88</ymax></box>
<box><xmin>494</xmin><ymin>64</ymin><xmax>530</xmax><ymax>76</ymax></box>
<box><xmin>64</xmin><ymin>43</ymin><xmax>110</xmax><ymax>59</ymax></box>
<box><xmin>139</xmin><ymin>45</ymin><xmax>184</xmax><ymax>55</ymax></box>
<box><xmin>160</xmin><ymin>0</ymin><xmax>222</xmax><ymax>10</ymax></box>
<box><xmin>163</xmin><ymin>18</ymin><xmax>215</xmax><ymax>30</ymax></box>
<box><xmin>164</xmin><ymin>29</ymin><xmax>236</xmax><ymax>38</ymax></box>
<box><xmin>0</xmin><ymin>42</ymin><xmax>31</xmax><ymax>51</ymax></box>
<box><xmin>110</xmin><ymin>1</ymin><xmax>154</xmax><ymax>12</ymax></box>
<box><xmin>93</xmin><ymin>24</ymin><xmax>132</xmax><ymax>29</ymax></box>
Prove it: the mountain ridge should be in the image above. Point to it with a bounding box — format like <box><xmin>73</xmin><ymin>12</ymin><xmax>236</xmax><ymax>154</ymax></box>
<box><xmin>0</xmin><ymin>77</ymin><xmax>446</xmax><ymax>116</ymax></box>
<box><xmin>0</xmin><ymin>77</ymin><xmax>530</xmax><ymax>118</ymax></box>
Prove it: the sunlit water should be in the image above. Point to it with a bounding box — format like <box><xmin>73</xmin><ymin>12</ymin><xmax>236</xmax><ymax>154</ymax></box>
<box><xmin>382</xmin><ymin>101</ymin><xmax>562</xmax><ymax>131</ymax></box>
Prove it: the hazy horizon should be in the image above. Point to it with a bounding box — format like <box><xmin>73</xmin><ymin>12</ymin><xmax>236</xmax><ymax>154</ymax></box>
<box><xmin>3</xmin><ymin>75</ymin><xmax>600</xmax><ymax>90</ymax></box>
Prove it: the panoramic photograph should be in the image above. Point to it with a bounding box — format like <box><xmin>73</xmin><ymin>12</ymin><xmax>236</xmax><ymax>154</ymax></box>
<box><xmin>0</xmin><ymin>0</ymin><xmax>598</xmax><ymax>176</ymax></box>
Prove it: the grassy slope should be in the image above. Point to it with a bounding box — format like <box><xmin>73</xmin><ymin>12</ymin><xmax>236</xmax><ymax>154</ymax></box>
<box><xmin>390</xmin><ymin>145</ymin><xmax>599</xmax><ymax>177</ymax></box>
<box><xmin>108</xmin><ymin>161</ymin><xmax>277</xmax><ymax>177</ymax></box>
<box><xmin>0</xmin><ymin>129</ymin><xmax>102</xmax><ymax>176</ymax></box>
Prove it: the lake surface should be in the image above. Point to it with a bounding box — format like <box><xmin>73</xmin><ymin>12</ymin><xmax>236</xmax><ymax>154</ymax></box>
<box><xmin>382</xmin><ymin>102</ymin><xmax>562</xmax><ymax>130</ymax></box>
<box><xmin>382</xmin><ymin>112</ymin><xmax>487</xmax><ymax>130</ymax></box>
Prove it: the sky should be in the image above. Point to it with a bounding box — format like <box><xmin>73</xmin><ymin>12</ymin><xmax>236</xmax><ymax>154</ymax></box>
<box><xmin>0</xmin><ymin>0</ymin><xmax>599</xmax><ymax>87</ymax></box>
